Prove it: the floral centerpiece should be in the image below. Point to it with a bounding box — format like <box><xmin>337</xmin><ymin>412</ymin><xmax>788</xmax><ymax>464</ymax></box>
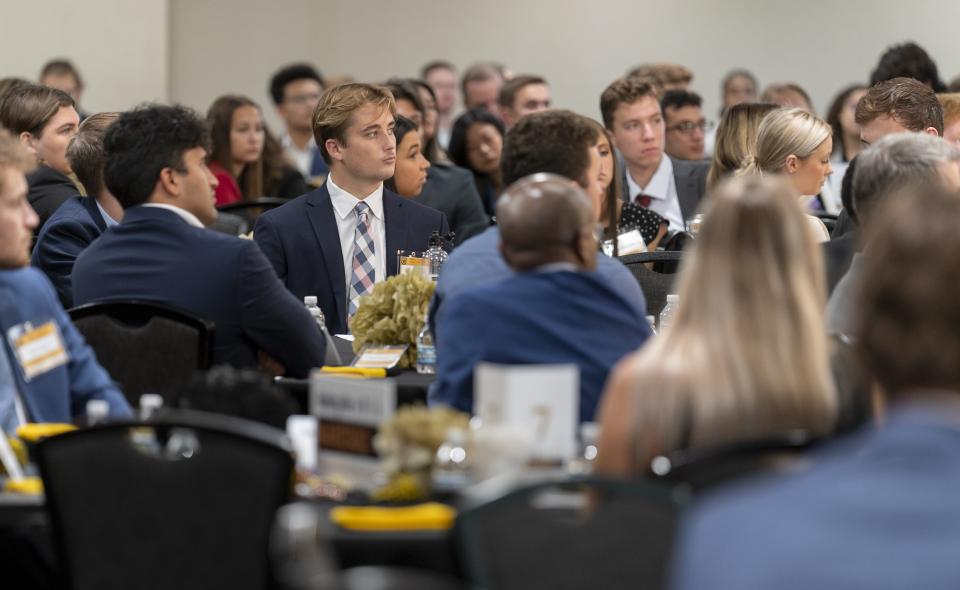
<box><xmin>372</xmin><ymin>405</ymin><xmax>470</xmax><ymax>501</ymax></box>
<box><xmin>350</xmin><ymin>271</ymin><xmax>435</xmax><ymax>369</ymax></box>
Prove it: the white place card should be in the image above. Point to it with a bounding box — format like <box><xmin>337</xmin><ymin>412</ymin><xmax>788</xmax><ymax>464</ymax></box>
<box><xmin>474</xmin><ymin>363</ymin><xmax>578</xmax><ymax>462</ymax></box>
<box><xmin>309</xmin><ymin>372</ymin><xmax>397</xmax><ymax>427</ymax></box>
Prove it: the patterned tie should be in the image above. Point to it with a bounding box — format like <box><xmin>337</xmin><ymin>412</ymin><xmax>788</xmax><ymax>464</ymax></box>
<box><xmin>348</xmin><ymin>201</ymin><xmax>377</xmax><ymax>317</ymax></box>
<box><xmin>635</xmin><ymin>193</ymin><xmax>652</xmax><ymax>208</ymax></box>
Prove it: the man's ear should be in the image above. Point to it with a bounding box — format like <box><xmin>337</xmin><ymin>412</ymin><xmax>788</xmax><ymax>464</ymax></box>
<box><xmin>325</xmin><ymin>139</ymin><xmax>344</xmax><ymax>163</ymax></box>
<box><xmin>157</xmin><ymin>167</ymin><xmax>180</xmax><ymax>197</ymax></box>
<box><xmin>784</xmin><ymin>154</ymin><xmax>800</xmax><ymax>174</ymax></box>
<box><xmin>924</xmin><ymin>127</ymin><xmax>941</xmax><ymax>137</ymax></box>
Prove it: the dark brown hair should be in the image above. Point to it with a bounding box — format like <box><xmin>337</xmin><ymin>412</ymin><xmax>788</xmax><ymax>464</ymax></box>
<box><xmin>858</xmin><ymin>187</ymin><xmax>960</xmax><ymax>396</ymax></box>
<box><xmin>855</xmin><ymin>77</ymin><xmax>944</xmax><ymax>134</ymax></box>
<box><xmin>600</xmin><ymin>77</ymin><xmax>660</xmax><ymax>129</ymax></box>
<box><xmin>498</xmin><ymin>75</ymin><xmax>547</xmax><ymax>109</ymax></box>
<box><xmin>0</xmin><ymin>83</ymin><xmax>75</xmax><ymax>136</ymax></box>
<box><xmin>501</xmin><ymin>110</ymin><xmax>598</xmax><ymax>188</ymax></box>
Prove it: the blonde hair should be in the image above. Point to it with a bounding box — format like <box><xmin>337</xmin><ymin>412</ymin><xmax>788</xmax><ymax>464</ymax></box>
<box><xmin>312</xmin><ymin>83</ymin><xmax>396</xmax><ymax>165</ymax></box>
<box><xmin>706</xmin><ymin>102</ymin><xmax>779</xmax><ymax>190</ymax></box>
<box><xmin>739</xmin><ymin>108</ymin><xmax>831</xmax><ymax>176</ymax></box>
<box><xmin>937</xmin><ymin>92</ymin><xmax>960</xmax><ymax>127</ymax></box>
<box><xmin>0</xmin><ymin>127</ymin><xmax>35</xmax><ymax>193</ymax></box>
<box><xmin>623</xmin><ymin>175</ymin><xmax>836</xmax><ymax>467</ymax></box>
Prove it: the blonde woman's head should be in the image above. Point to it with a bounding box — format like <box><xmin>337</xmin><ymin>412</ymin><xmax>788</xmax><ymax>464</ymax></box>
<box><xmin>627</xmin><ymin>174</ymin><xmax>836</xmax><ymax>461</ymax></box>
<box><xmin>740</xmin><ymin>107</ymin><xmax>833</xmax><ymax>196</ymax></box>
<box><xmin>707</xmin><ymin>102</ymin><xmax>779</xmax><ymax>190</ymax></box>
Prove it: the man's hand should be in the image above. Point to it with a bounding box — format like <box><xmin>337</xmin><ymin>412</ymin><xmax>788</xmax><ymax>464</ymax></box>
<box><xmin>258</xmin><ymin>350</ymin><xmax>286</xmax><ymax>377</ymax></box>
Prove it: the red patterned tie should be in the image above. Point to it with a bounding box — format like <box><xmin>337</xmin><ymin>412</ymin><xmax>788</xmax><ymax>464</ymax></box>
<box><xmin>635</xmin><ymin>194</ymin><xmax>652</xmax><ymax>208</ymax></box>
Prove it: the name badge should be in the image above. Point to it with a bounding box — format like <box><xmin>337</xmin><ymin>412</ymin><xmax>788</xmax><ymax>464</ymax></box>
<box><xmin>6</xmin><ymin>321</ymin><xmax>69</xmax><ymax>382</ymax></box>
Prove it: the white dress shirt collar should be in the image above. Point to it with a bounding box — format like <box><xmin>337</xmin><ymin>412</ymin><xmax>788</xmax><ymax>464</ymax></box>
<box><xmin>327</xmin><ymin>174</ymin><xmax>384</xmax><ymax>222</ymax></box>
<box><xmin>625</xmin><ymin>154</ymin><xmax>673</xmax><ymax>202</ymax></box>
<box><xmin>141</xmin><ymin>203</ymin><xmax>205</xmax><ymax>228</ymax></box>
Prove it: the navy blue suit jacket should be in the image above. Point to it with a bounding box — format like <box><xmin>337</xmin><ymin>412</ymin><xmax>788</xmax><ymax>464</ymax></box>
<box><xmin>253</xmin><ymin>183</ymin><xmax>449</xmax><ymax>334</ymax></box>
<box><xmin>31</xmin><ymin>195</ymin><xmax>108</xmax><ymax>309</ymax></box>
<box><xmin>430</xmin><ymin>270</ymin><xmax>651</xmax><ymax>422</ymax></box>
<box><xmin>72</xmin><ymin>206</ymin><xmax>325</xmax><ymax>377</ymax></box>
<box><xmin>0</xmin><ymin>267</ymin><xmax>130</xmax><ymax>422</ymax></box>
<box><xmin>673</xmin><ymin>405</ymin><xmax>960</xmax><ymax>590</ymax></box>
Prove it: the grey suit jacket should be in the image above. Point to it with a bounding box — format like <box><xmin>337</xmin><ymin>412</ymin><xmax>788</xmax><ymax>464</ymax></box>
<box><xmin>620</xmin><ymin>155</ymin><xmax>709</xmax><ymax>221</ymax></box>
<box><xmin>415</xmin><ymin>162</ymin><xmax>489</xmax><ymax>246</ymax></box>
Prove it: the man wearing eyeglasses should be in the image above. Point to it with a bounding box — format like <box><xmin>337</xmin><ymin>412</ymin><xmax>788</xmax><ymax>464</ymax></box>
<box><xmin>270</xmin><ymin>63</ymin><xmax>329</xmax><ymax>186</ymax></box>
<box><xmin>662</xmin><ymin>90</ymin><xmax>712</xmax><ymax>162</ymax></box>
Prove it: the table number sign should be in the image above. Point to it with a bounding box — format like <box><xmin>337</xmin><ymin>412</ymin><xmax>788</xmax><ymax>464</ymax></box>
<box><xmin>474</xmin><ymin>363</ymin><xmax>578</xmax><ymax>462</ymax></box>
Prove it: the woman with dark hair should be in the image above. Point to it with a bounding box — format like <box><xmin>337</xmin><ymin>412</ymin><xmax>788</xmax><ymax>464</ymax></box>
<box><xmin>206</xmin><ymin>94</ymin><xmax>307</xmax><ymax>206</ymax></box>
<box><xmin>591</xmin><ymin>120</ymin><xmax>667</xmax><ymax>254</ymax></box>
<box><xmin>0</xmin><ymin>83</ymin><xmax>80</xmax><ymax>230</ymax></box>
<box><xmin>386</xmin><ymin>80</ymin><xmax>489</xmax><ymax>244</ymax></box>
<box><xmin>824</xmin><ymin>84</ymin><xmax>868</xmax><ymax>201</ymax></box>
<box><xmin>448</xmin><ymin>107</ymin><xmax>505</xmax><ymax>218</ymax></box>
<box><xmin>384</xmin><ymin>115</ymin><xmax>430</xmax><ymax>198</ymax></box>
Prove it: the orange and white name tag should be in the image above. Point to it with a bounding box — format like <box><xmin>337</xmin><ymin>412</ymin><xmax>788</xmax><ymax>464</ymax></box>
<box><xmin>6</xmin><ymin>321</ymin><xmax>69</xmax><ymax>382</ymax></box>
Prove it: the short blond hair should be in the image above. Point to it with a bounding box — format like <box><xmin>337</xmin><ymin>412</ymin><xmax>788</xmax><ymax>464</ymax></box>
<box><xmin>67</xmin><ymin>112</ymin><xmax>119</xmax><ymax>197</ymax></box>
<box><xmin>0</xmin><ymin>127</ymin><xmax>35</xmax><ymax>193</ymax></box>
<box><xmin>937</xmin><ymin>92</ymin><xmax>960</xmax><ymax>127</ymax></box>
<box><xmin>626</xmin><ymin>62</ymin><xmax>693</xmax><ymax>87</ymax></box>
<box><xmin>312</xmin><ymin>83</ymin><xmax>395</xmax><ymax>165</ymax></box>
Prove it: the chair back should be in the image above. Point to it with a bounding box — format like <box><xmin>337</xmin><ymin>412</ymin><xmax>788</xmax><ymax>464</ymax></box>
<box><xmin>456</xmin><ymin>477</ymin><xmax>688</xmax><ymax>590</ymax></box>
<box><xmin>36</xmin><ymin>411</ymin><xmax>294</xmax><ymax>590</ymax></box>
<box><xmin>619</xmin><ymin>251</ymin><xmax>683</xmax><ymax>318</ymax></box>
<box><xmin>649</xmin><ymin>431</ymin><xmax>818</xmax><ymax>493</ymax></box>
<box><xmin>69</xmin><ymin>300</ymin><xmax>215</xmax><ymax>406</ymax></box>
<box><xmin>218</xmin><ymin>197</ymin><xmax>289</xmax><ymax>228</ymax></box>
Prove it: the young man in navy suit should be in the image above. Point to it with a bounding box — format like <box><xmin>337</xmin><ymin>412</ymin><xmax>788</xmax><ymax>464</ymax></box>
<box><xmin>0</xmin><ymin>129</ymin><xmax>130</xmax><ymax>427</ymax></box>
<box><xmin>254</xmin><ymin>83</ymin><xmax>449</xmax><ymax>334</ymax></box>
<box><xmin>32</xmin><ymin>112</ymin><xmax>123</xmax><ymax>308</ymax></box>
<box><xmin>72</xmin><ymin>105</ymin><xmax>325</xmax><ymax>378</ymax></box>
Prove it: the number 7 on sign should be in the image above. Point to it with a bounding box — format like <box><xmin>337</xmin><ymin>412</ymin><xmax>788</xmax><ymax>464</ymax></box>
<box><xmin>532</xmin><ymin>404</ymin><xmax>551</xmax><ymax>440</ymax></box>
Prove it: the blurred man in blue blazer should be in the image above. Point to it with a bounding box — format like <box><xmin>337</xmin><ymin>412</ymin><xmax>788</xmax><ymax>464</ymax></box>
<box><xmin>0</xmin><ymin>129</ymin><xmax>129</xmax><ymax>428</ymax></box>
<box><xmin>72</xmin><ymin>105</ymin><xmax>325</xmax><ymax>378</ymax></box>
<box><xmin>254</xmin><ymin>83</ymin><xmax>448</xmax><ymax>335</ymax></box>
<box><xmin>673</xmin><ymin>187</ymin><xmax>960</xmax><ymax>590</ymax></box>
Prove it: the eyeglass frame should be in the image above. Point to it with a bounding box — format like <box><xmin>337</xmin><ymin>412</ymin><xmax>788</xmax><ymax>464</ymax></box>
<box><xmin>666</xmin><ymin>120</ymin><xmax>715</xmax><ymax>135</ymax></box>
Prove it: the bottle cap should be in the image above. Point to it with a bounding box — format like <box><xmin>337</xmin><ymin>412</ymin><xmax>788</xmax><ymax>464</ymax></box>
<box><xmin>139</xmin><ymin>393</ymin><xmax>163</xmax><ymax>412</ymax></box>
<box><xmin>304</xmin><ymin>295</ymin><xmax>318</xmax><ymax>305</ymax></box>
<box><xmin>86</xmin><ymin>399</ymin><xmax>109</xmax><ymax>418</ymax></box>
<box><xmin>666</xmin><ymin>294</ymin><xmax>679</xmax><ymax>303</ymax></box>
<box><xmin>580</xmin><ymin>422</ymin><xmax>600</xmax><ymax>444</ymax></box>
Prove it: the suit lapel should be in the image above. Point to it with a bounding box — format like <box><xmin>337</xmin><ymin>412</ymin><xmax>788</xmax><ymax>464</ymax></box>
<box><xmin>672</xmin><ymin>160</ymin><xmax>699</xmax><ymax>220</ymax></box>
<box><xmin>81</xmin><ymin>196</ymin><xmax>108</xmax><ymax>232</ymax></box>
<box><xmin>383</xmin><ymin>190</ymin><xmax>405</xmax><ymax>277</ymax></box>
<box><xmin>306</xmin><ymin>185</ymin><xmax>348</xmax><ymax>328</ymax></box>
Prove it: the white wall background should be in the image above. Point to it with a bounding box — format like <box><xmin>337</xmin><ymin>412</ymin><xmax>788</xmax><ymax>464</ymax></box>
<box><xmin>3</xmin><ymin>0</ymin><xmax>959</xmax><ymax>128</ymax></box>
<box><xmin>0</xmin><ymin>0</ymin><xmax>169</xmax><ymax>112</ymax></box>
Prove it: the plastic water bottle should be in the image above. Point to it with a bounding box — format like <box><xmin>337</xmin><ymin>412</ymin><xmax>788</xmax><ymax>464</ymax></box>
<box><xmin>416</xmin><ymin>309</ymin><xmax>436</xmax><ymax>375</ymax></box>
<box><xmin>304</xmin><ymin>296</ymin><xmax>325</xmax><ymax>327</ymax></box>
<box><xmin>659</xmin><ymin>294</ymin><xmax>679</xmax><ymax>333</ymax></box>
<box><xmin>85</xmin><ymin>399</ymin><xmax>109</xmax><ymax>427</ymax></box>
<box><xmin>304</xmin><ymin>296</ymin><xmax>343</xmax><ymax>366</ymax></box>
<box><xmin>645</xmin><ymin>315</ymin><xmax>658</xmax><ymax>336</ymax></box>
<box><xmin>433</xmin><ymin>427</ymin><xmax>471</xmax><ymax>492</ymax></box>
<box><xmin>139</xmin><ymin>393</ymin><xmax>163</xmax><ymax>421</ymax></box>
<box><xmin>423</xmin><ymin>231</ymin><xmax>448</xmax><ymax>281</ymax></box>
<box><xmin>568</xmin><ymin>422</ymin><xmax>600</xmax><ymax>475</ymax></box>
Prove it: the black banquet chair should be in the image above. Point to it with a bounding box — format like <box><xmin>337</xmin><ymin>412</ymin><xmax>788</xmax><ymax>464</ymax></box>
<box><xmin>68</xmin><ymin>300</ymin><xmax>215</xmax><ymax>406</ymax></box>
<box><xmin>456</xmin><ymin>477</ymin><xmax>689</xmax><ymax>590</ymax></box>
<box><xmin>648</xmin><ymin>431</ymin><xmax>819</xmax><ymax>493</ymax></box>
<box><xmin>36</xmin><ymin>411</ymin><xmax>295</xmax><ymax>590</ymax></box>
<box><xmin>619</xmin><ymin>251</ymin><xmax>683</xmax><ymax>319</ymax></box>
